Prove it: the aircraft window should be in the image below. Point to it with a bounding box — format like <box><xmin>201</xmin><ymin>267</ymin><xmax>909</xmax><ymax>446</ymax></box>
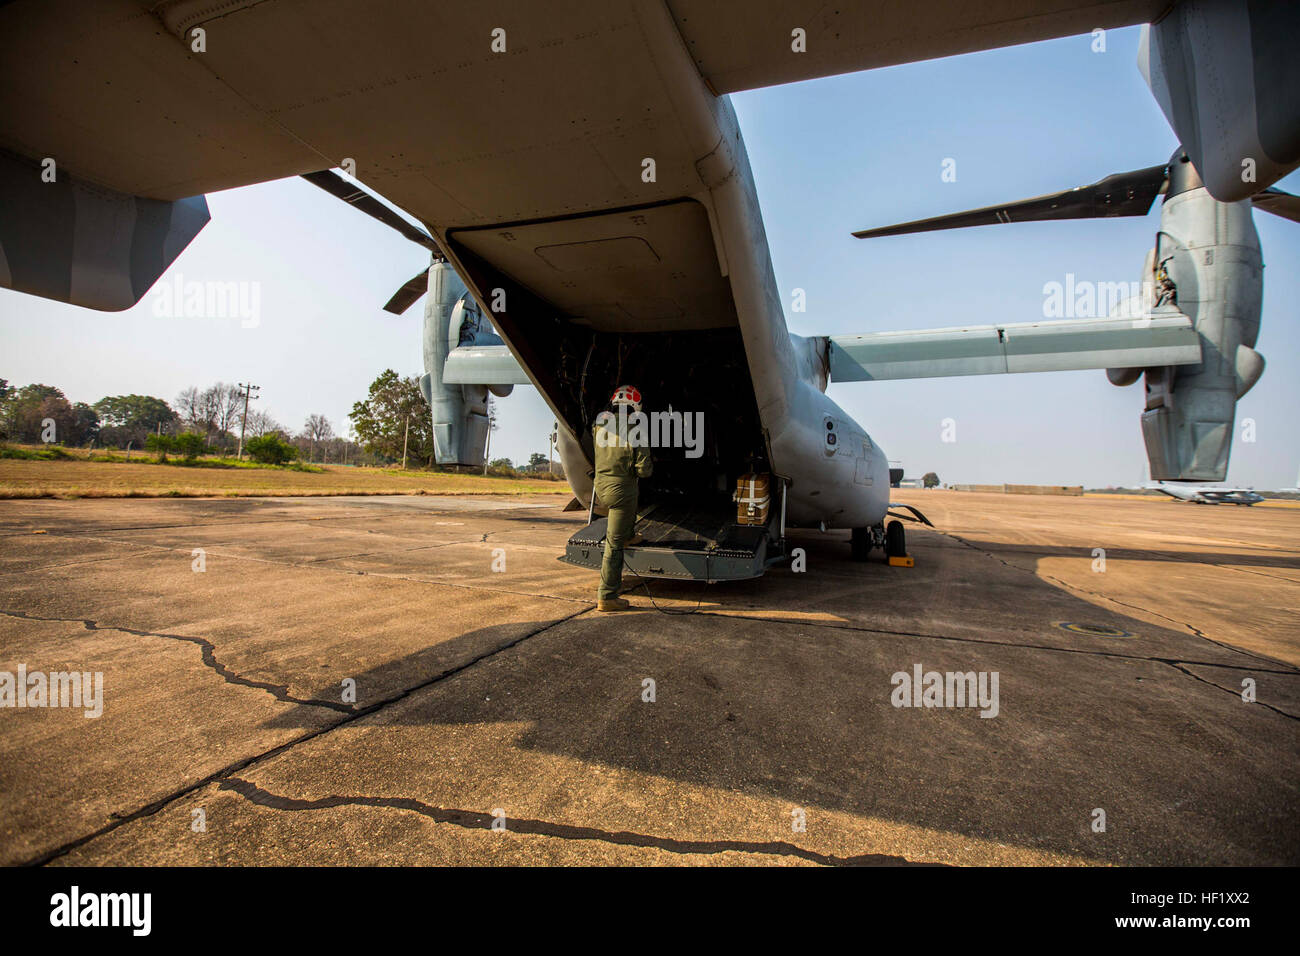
<box><xmin>827</xmin><ymin>433</ymin><xmax>837</xmax><ymax>446</ymax></box>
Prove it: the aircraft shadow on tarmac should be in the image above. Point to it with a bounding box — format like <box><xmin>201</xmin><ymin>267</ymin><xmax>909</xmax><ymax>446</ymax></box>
<box><xmin>241</xmin><ymin>535</ymin><xmax>1299</xmax><ymax>866</ymax></box>
<box><xmin>935</xmin><ymin>538</ymin><xmax>1300</xmax><ymax>573</ymax></box>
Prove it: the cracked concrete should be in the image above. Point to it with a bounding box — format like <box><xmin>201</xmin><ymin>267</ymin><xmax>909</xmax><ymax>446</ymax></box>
<box><xmin>1</xmin><ymin>491</ymin><xmax>1297</xmax><ymax>866</ymax></box>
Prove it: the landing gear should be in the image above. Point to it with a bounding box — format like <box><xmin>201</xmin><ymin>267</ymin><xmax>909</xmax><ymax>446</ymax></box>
<box><xmin>884</xmin><ymin>519</ymin><xmax>906</xmax><ymax>559</ymax></box>
<box><xmin>850</xmin><ymin>520</ymin><xmax>908</xmax><ymax>564</ymax></box>
<box><xmin>852</xmin><ymin>523</ymin><xmax>890</xmax><ymax>562</ymax></box>
<box><xmin>850</xmin><ymin>526</ymin><xmax>873</xmax><ymax>561</ymax></box>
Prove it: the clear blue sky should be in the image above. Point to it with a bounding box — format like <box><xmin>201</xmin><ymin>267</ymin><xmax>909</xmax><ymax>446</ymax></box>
<box><xmin>2</xmin><ymin>25</ymin><xmax>1297</xmax><ymax>487</ymax></box>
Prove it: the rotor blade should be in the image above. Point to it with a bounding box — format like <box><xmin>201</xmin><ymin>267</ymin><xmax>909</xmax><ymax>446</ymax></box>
<box><xmin>1251</xmin><ymin>187</ymin><xmax>1300</xmax><ymax>224</ymax></box>
<box><xmin>383</xmin><ymin>269</ymin><xmax>431</xmax><ymax>315</ymax></box>
<box><xmin>852</xmin><ymin>164</ymin><xmax>1169</xmax><ymax>239</ymax></box>
<box><xmin>301</xmin><ymin>170</ymin><xmax>442</xmax><ymax>254</ymax></box>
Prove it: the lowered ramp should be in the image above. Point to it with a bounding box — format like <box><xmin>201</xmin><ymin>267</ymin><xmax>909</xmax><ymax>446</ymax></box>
<box><xmin>561</xmin><ymin>502</ymin><xmax>779</xmax><ymax>583</ymax></box>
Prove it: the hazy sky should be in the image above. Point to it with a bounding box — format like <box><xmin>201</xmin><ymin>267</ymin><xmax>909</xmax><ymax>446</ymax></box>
<box><xmin>2</xmin><ymin>25</ymin><xmax>1297</xmax><ymax>488</ymax></box>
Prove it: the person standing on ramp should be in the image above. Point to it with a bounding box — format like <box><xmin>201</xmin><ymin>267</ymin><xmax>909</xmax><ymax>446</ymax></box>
<box><xmin>593</xmin><ymin>385</ymin><xmax>652</xmax><ymax>611</ymax></box>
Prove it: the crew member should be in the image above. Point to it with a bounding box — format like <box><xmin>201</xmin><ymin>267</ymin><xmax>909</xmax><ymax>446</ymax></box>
<box><xmin>593</xmin><ymin>384</ymin><xmax>652</xmax><ymax>611</ymax></box>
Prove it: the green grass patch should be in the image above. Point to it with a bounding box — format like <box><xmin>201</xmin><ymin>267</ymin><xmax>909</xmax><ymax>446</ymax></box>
<box><xmin>0</xmin><ymin>444</ymin><xmax>74</xmax><ymax>461</ymax></box>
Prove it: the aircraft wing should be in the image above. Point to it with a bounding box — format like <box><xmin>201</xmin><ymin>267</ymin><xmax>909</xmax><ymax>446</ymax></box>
<box><xmin>670</xmin><ymin>1</ymin><xmax>1168</xmax><ymax>94</ymax></box>
<box><xmin>827</xmin><ymin>311</ymin><xmax>1201</xmax><ymax>383</ymax></box>
<box><xmin>0</xmin><ymin>0</ymin><xmax>1173</xmax><ymax>308</ymax></box>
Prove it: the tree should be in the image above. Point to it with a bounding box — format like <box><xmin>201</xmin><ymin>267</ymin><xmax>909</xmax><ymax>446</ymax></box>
<box><xmin>299</xmin><ymin>414</ymin><xmax>334</xmax><ymax>463</ymax></box>
<box><xmin>304</xmin><ymin>414</ymin><xmax>333</xmax><ymax>443</ymax></box>
<box><xmin>69</xmin><ymin>403</ymin><xmax>100</xmax><ymax>446</ymax></box>
<box><xmin>175</xmin><ymin>387</ymin><xmax>206</xmax><ymax>432</ymax></box>
<box><xmin>94</xmin><ymin>394</ymin><xmax>178</xmax><ymax>448</ymax></box>
<box><xmin>173</xmin><ymin>432</ymin><xmax>207</xmax><ymax>461</ymax></box>
<box><xmin>922</xmin><ymin>471</ymin><xmax>940</xmax><ymax>488</ymax></box>
<box><xmin>3</xmin><ymin>384</ymin><xmax>62</xmax><ymax>442</ymax></box>
<box><xmin>349</xmin><ymin>370</ymin><xmax>433</xmax><ymax>464</ymax></box>
<box><xmin>211</xmin><ymin>383</ymin><xmax>243</xmax><ymax>442</ymax></box>
<box><xmin>245</xmin><ymin>434</ymin><xmax>298</xmax><ymax>465</ymax></box>
<box><xmin>145</xmin><ymin>433</ymin><xmax>174</xmax><ymax>461</ymax></box>
<box><xmin>528</xmin><ymin>452</ymin><xmax>548</xmax><ymax>472</ymax></box>
<box><xmin>0</xmin><ymin>379</ymin><xmax>13</xmax><ymax>438</ymax></box>
<box><xmin>243</xmin><ymin>408</ymin><xmax>283</xmax><ymax>439</ymax></box>
<box><xmin>0</xmin><ymin>385</ymin><xmax>100</xmax><ymax>446</ymax></box>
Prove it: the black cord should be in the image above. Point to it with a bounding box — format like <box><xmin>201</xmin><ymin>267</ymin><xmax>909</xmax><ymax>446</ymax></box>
<box><xmin>608</xmin><ymin>515</ymin><xmax>711</xmax><ymax>615</ymax></box>
<box><xmin>621</xmin><ymin>553</ymin><xmax>711</xmax><ymax>615</ymax></box>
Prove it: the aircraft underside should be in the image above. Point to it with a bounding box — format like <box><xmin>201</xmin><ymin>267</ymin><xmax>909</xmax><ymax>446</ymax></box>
<box><xmin>2</xmin><ymin>0</ymin><xmax>1297</xmax><ymax>583</ymax></box>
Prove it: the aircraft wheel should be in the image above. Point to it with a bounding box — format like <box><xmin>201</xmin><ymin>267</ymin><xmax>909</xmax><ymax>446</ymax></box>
<box><xmin>884</xmin><ymin>519</ymin><xmax>906</xmax><ymax>559</ymax></box>
<box><xmin>850</xmin><ymin>526</ymin><xmax>873</xmax><ymax>561</ymax></box>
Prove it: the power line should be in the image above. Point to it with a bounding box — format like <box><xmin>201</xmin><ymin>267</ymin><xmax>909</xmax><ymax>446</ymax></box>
<box><xmin>236</xmin><ymin>382</ymin><xmax>260</xmax><ymax>460</ymax></box>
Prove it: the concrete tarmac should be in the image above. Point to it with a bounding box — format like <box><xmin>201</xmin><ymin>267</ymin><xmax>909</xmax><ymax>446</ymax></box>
<box><xmin>1</xmin><ymin>490</ymin><xmax>1296</xmax><ymax>866</ymax></box>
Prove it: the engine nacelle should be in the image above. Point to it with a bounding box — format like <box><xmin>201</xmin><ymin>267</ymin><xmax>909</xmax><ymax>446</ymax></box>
<box><xmin>1140</xmin><ymin>1</ymin><xmax>1300</xmax><ymax>202</ymax></box>
<box><xmin>1136</xmin><ymin>177</ymin><xmax>1263</xmax><ymax>481</ymax></box>
<box><xmin>419</xmin><ymin>262</ymin><xmax>491</xmax><ymax>467</ymax></box>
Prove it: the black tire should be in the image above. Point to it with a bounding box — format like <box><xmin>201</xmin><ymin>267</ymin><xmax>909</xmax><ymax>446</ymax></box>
<box><xmin>884</xmin><ymin>519</ymin><xmax>906</xmax><ymax>558</ymax></box>
<box><xmin>850</xmin><ymin>526</ymin><xmax>872</xmax><ymax>561</ymax></box>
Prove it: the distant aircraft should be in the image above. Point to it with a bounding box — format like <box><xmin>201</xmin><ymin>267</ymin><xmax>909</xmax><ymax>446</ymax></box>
<box><xmin>1154</xmin><ymin>485</ymin><xmax>1265</xmax><ymax>506</ymax></box>
<box><xmin>1</xmin><ymin>1</ymin><xmax>1297</xmax><ymax>582</ymax></box>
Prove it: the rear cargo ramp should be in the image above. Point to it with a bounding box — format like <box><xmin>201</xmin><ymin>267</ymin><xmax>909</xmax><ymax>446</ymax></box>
<box><xmin>561</xmin><ymin>502</ymin><xmax>779</xmax><ymax>583</ymax></box>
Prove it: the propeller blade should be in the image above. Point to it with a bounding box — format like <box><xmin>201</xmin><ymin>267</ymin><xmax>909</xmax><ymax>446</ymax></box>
<box><xmin>852</xmin><ymin>164</ymin><xmax>1169</xmax><ymax>239</ymax></box>
<box><xmin>301</xmin><ymin>169</ymin><xmax>442</xmax><ymax>255</ymax></box>
<box><xmin>383</xmin><ymin>269</ymin><xmax>431</xmax><ymax>315</ymax></box>
<box><xmin>1251</xmin><ymin>187</ymin><xmax>1300</xmax><ymax>224</ymax></box>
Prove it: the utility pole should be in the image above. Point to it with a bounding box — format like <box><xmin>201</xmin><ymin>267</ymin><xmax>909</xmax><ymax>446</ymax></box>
<box><xmin>549</xmin><ymin>422</ymin><xmax>557</xmax><ymax>475</ymax></box>
<box><xmin>236</xmin><ymin>382</ymin><xmax>259</xmax><ymax>460</ymax></box>
<box><xmin>401</xmin><ymin>414</ymin><xmax>410</xmax><ymax>469</ymax></box>
<box><xmin>483</xmin><ymin>405</ymin><xmax>494</xmax><ymax>475</ymax></box>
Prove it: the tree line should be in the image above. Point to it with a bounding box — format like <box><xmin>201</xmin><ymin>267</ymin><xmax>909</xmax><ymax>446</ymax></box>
<box><xmin>3</xmin><ymin>370</ymin><xmax>560</xmax><ymax>474</ymax></box>
<box><xmin>0</xmin><ymin>377</ymin><xmax>369</xmax><ymax>464</ymax></box>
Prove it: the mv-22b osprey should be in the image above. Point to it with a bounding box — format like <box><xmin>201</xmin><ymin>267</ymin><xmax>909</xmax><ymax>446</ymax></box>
<box><xmin>1</xmin><ymin>0</ymin><xmax>1296</xmax><ymax>583</ymax></box>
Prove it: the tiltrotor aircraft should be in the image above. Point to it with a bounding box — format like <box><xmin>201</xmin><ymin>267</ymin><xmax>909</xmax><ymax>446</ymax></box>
<box><xmin>1153</xmin><ymin>485</ymin><xmax>1264</xmax><ymax>506</ymax></box>
<box><xmin>1</xmin><ymin>0</ymin><xmax>1297</xmax><ymax>583</ymax></box>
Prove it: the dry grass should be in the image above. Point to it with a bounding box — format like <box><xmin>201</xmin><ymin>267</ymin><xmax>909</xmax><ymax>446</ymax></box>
<box><xmin>0</xmin><ymin>456</ymin><xmax>568</xmax><ymax>500</ymax></box>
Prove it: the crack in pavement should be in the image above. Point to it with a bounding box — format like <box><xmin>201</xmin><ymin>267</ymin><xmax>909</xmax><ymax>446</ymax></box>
<box><xmin>295</xmin><ymin>537</ymin><xmax>497</xmax><ymax>565</ymax></box>
<box><xmin>702</xmin><ymin>610</ymin><xmax>1299</xmax><ymax>675</ymax></box>
<box><xmin>18</xmin><ymin>605</ymin><xmax>592</xmax><ymax>866</ymax></box>
<box><xmin>0</xmin><ymin>607</ymin><xmax>352</xmax><ymax>713</ymax></box>
<box><xmin>218</xmin><ymin>777</ymin><xmax>936</xmax><ymax>867</ymax></box>
<box><xmin>0</xmin><ymin>550</ymin><xmax>156</xmax><ymax>576</ymax></box>
<box><xmin>1165</xmin><ymin>662</ymin><xmax>1299</xmax><ymax>721</ymax></box>
<box><xmin>1218</xmin><ymin>563</ymin><xmax>1300</xmax><ymax>585</ymax></box>
<box><xmin>914</xmin><ymin>531</ymin><xmax>1300</xmax><ymax>716</ymax></box>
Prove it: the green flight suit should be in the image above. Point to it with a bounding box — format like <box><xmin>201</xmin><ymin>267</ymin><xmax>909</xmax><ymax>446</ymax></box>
<box><xmin>592</xmin><ymin>419</ymin><xmax>653</xmax><ymax>600</ymax></box>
